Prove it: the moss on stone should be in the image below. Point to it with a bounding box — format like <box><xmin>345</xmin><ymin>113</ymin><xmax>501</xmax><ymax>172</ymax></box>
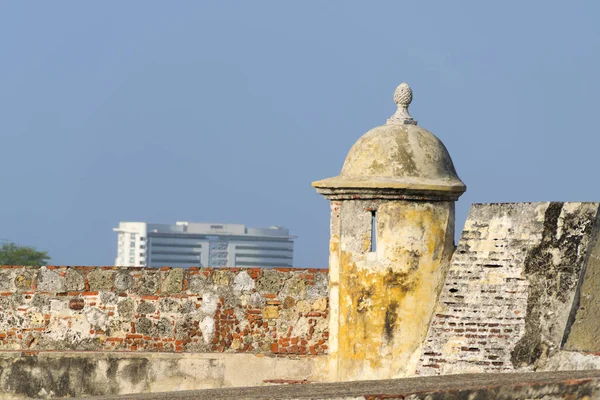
<box><xmin>135</xmin><ymin>317</ymin><xmax>155</xmax><ymax>335</ymax></box>
<box><xmin>138</xmin><ymin>273</ymin><xmax>159</xmax><ymax>295</ymax></box>
<box><xmin>137</xmin><ymin>302</ymin><xmax>156</xmax><ymax>315</ymax></box>
<box><xmin>117</xmin><ymin>298</ymin><xmax>135</xmax><ymax>319</ymax></box>
<box><xmin>88</xmin><ymin>270</ymin><xmax>114</xmax><ymax>291</ymax></box>
<box><xmin>161</xmin><ymin>269</ymin><xmax>184</xmax><ymax>294</ymax></box>
<box><xmin>66</xmin><ymin>269</ymin><xmax>85</xmax><ymax>291</ymax></box>
<box><xmin>256</xmin><ymin>269</ymin><xmax>282</xmax><ymax>293</ymax></box>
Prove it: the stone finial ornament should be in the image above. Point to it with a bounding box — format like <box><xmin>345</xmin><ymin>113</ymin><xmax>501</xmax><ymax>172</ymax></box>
<box><xmin>386</xmin><ymin>82</ymin><xmax>417</xmax><ymax>125</ymax></box>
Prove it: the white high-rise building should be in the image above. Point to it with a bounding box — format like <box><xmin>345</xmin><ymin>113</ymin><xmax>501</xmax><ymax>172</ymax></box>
<box><xmin>113</xmin><ymin>222</ymin><xmax>294</xmax><ymax>268</ymax></box>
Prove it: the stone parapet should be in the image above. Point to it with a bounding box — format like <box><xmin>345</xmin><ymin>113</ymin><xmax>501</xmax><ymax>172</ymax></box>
<box><xmin>0</xmin><ymin>266</ymin><xmax>329</xmax><ymax>356</ymax></box>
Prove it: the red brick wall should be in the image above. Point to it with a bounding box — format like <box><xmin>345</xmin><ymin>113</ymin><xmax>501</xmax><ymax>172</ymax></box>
<box><xmin>0</xmin><ymin>266</ymin><xmax>329</xmax><ymax>356</ymax></box>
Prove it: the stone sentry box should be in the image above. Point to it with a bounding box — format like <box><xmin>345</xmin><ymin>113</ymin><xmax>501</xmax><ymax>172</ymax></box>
<box><xmin>314</xmin><ymin>83</ymin><xmax>466</xmax><ymax>381</ymax></box>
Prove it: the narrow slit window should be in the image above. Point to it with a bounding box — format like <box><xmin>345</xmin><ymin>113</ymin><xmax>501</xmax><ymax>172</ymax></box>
<box><xmin>370</xmin><ymin>210</ymin><xmax>377</xmax><ymax>252</ymax></box>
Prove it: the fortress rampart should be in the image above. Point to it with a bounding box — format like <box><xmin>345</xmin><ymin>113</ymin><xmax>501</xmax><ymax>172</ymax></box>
<box><xmin>3</xmin><ymin>201</ymin><xmax>600</xmax><ymax>398</ymax></box>
<box><xmin>0</xmin><ymin>266</ymin><xmax>328</xmax><ymax>355</ymax></box>
<box><xmin>0</xmin><ymin>267</ymin><xmax>329</xmax><ymax>397</ymax></box>
<box><xmin>2</xmin><ymin>84</ymin><xmax>600</xmax><ymax>398</ymax></box>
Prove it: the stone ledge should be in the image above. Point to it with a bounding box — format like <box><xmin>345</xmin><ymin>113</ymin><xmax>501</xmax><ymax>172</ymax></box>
<box><xmin>81</xmin><ymin>370</ymin><xmax>600</xmax><ymax>400</ymax></box>
<box><xmin>0</xmin><ymin>351</ymin><xmax>326</xmax><ymax>399</ymax></box>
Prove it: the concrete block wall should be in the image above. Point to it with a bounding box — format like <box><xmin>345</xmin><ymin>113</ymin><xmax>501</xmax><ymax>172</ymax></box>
<box><xmin>0</xmin><ymin>266</ymin><xmax>329</xmax><ymax>356</ymax></box>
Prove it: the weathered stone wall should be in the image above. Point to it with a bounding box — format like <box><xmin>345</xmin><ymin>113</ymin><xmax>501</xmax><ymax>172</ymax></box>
<box><xmin>0</xmin><ymin>266</ymin><xmax>329</xmax><ymax>356</ymax></box>
<box><xmin>564</xmin><ymin>218</ymin><xmax>600</xmax><ymax>352</ymax></box>
<box><xmin>0</xmin><ymin>351</ymin><xmax>324</xmax><ymax>399</ymax></box>
<box><xmin>0</xmin><ymin>354</ymin><xmax>599</xmax><ymax>399</ymax></box>
<box><xmin>418</xmin><ymin>202</ymin><xmax>600</xmax><ymax>375</ymax></box>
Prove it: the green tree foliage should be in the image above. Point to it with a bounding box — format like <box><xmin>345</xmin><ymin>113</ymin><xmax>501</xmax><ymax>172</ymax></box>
<box><xmin>0</xmin><ymin>242</ymin><xmax>50</xmax><ymax>266</ymax></box>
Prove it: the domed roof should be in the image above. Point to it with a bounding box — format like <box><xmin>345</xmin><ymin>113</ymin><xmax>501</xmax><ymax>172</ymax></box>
<box><xmin>313</xmin><ymin>83</ymin><xmax>466</xmax><ymax>197</ymax></box>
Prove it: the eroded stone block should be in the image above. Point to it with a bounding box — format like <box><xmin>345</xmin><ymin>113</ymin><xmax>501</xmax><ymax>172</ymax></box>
<box><xmin>161</xmin><ymin>268</ymin><xmax>185</xmax><ymax>294</ymax></box>
<box><xmin>65</xmin><ymin>269</ymin><xmax>85</xmax><ymax>291</ymax></box>
<box><xmin>87</xmin><ymin>269</ymin><xmax>114</xmax><ymax>291</ymax></box>
<box><xmin>37</xmin><ymin>267</ymin><xmax>65</xmax><ymax>292</ymax></box>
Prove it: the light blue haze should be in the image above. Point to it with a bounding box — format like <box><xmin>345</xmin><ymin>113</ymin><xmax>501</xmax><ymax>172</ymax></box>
<box><xmin>1</xmin><ymin>2</ymin><xmax>599</xmax><ymax>267</ymax></box>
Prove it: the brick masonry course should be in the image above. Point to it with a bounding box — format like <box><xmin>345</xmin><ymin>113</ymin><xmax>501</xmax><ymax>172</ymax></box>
<box><xmin>0</xmin><ymin>266</ymin><xmax>329</xmax><ymax>356</ymax></box>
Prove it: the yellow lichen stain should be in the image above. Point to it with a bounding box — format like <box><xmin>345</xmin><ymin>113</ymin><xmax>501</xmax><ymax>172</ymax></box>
<box><xmin>361</xmin><ymin>232</ymin><xmax>371</xmax><ymax>254</ymax></box>
<box><xmin>336</xmin><ymin>202</ymin><xmax>453</xmax><ymax>381</ymax></box>
<box><xmin>330</xmin><ymin>236</ymin><xmax>340</xmax><ymax>254</ymax></box>
<box><xmin>368</xmin><ymin>160</ymin><xmax>387</xmax><ymax>175</ymax></box>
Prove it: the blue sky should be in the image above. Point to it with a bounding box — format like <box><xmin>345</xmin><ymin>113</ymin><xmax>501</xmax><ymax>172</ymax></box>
<box><xmin>1</xmin><ymin>2</ymin><xmax>599</xmax><ymax>267</ymax></box>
